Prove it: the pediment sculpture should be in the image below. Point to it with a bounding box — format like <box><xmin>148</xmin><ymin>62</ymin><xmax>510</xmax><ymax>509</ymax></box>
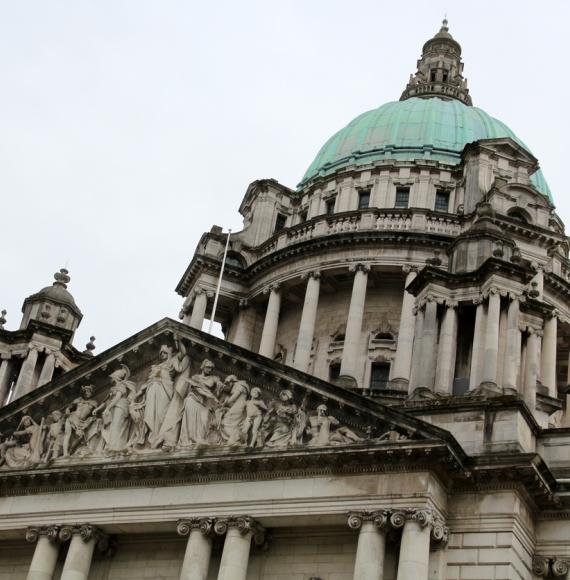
<box><xmin>0</xmin><ymin>333</ymin><xmax>412</xmax><ymax>471</ymax></box>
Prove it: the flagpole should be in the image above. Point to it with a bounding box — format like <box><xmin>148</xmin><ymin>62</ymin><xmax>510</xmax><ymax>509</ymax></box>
<box><xmin>208</xmin><ymin>229</ymin><xmax>231</xmax><ymax>335</ymax></box>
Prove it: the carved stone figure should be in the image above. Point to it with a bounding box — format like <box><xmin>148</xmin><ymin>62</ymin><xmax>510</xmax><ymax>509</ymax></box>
<box><xmin>4</xmin><ymin>416</ymin><xmax>44</xmax><ymax>468</ymax></box>
<box><xmin>263</xmin><ymin>390</ymin><xmax>303</xmax><ymax>448</ymax></box>
<box><xmin>241</xmin><ymin>387</ymin><xmax>267</xmax><ymax>447</ymax></box>
<box><xmin>309</xmin><ymin>404</ymin><xmax>363</xmax><ymax>446</ymax></box>
<box><xmin>63</xmin><ymin>385</ymin><xmax>99</xmax><ymax>457</ymax></box>
<box><xmin>43</xmin><ymin>410</ymin><xmax>65</xmax><ymax>462</ymax></box>
<box><xmin>221</xmin><ymin>378</ymin><xmax>249</xmax><ymax>445</ymax></box>
<box><xmin>135</xmin><ymin>336</ymin><xmax>189</xmax><ymax>445</ymax></box>
<box><xmin>178</xmin><ymin>360</ymin><xmax>220</xmax><ymax>447</ymax></box>
<box><xmin>94</xmin><ymin>366</ymin><xmax>136</xmax><ymax>455</ymax></box>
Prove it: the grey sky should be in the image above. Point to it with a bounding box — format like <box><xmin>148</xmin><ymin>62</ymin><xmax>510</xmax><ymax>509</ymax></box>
<box><xmin>2</xmin><ymin>0</ymin><xmax>567</xmax><ymax>353</ymax></box>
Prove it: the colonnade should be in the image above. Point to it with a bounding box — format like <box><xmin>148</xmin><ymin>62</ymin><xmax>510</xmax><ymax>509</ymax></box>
<box><xmin>348</xmin><ymin>508</ymin><xmax>448</xmax><ymax>580</ymax></box>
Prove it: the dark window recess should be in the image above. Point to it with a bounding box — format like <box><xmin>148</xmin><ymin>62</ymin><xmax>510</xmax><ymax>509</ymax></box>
<box><xmin>274</xmin><ymin>213</ymin><xmax>287</xmax><ymax>233</ymax></box>
<box><xmin>430</xmin><ymin>69</ymin><xmax>437</xmax><ymax>82</ymax></box>
<box><xmin>358</xmin><ymin>190</ymin><xmax>371</xmax><ymax>209</ymax></box>
<box><xmin>225</xmin><ymin>255</ymin><xmax>244</xmax><ymax>268</ymax></box>
<box><xmin>333</xmin><ymin>333</ymin><xmax>345</xmax><ymax>342</ymax></box>
<box><xmin>325</xmin><ymin>198</ymin><xmax>336</xmax><ymax>215</ymax></box>
<box><xmin>329</xmin><ymin>364</ymin><xmax>341</xmax><ymax>382</ymax></box>
<box><xmin>375</xmin><ymin>332</ymin><xmax>393</xmax><ymax>340</ymax></box>
<box><xmin>370</xmin><ymin>363</ymin><xmax>390</xmax><ymax>390</ymax></box>
<box><xmin>395</xmin><ymin>187</ymin><xmax>410</xmax><ymax>208</ymax></box>
<box><xmin>434</xmin><ymin>190</ymin><xmax>450</xmax><ymax>212</ymax></box>
<box><xmin>442</xmin><ymin>70</ymin><xmax>449</xmax><ymax>82</ymax></box>
<box><xmin>299</xmin><ymin>211</ymin><xmax>308</xmax><ymax>223</ymax></box>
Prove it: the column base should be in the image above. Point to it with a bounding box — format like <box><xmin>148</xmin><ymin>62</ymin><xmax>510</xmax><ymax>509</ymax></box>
<box><xmin>471</xmin><ymin>381</ymin><xmax>502</xmax><ymax>397</ymax></box>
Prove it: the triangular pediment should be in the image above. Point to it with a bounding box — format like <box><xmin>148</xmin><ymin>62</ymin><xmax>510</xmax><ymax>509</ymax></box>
<box><xmin>0</xmin><ymin>318</ymin><xmax>466</xmax><ymax>493</ymax></box>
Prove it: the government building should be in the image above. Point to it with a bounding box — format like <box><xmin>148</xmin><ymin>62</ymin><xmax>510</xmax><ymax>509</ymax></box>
<box><xmin>1</xmin><ymin>20</ymin><xmax>569</xmax><ymax>580</ymax></box>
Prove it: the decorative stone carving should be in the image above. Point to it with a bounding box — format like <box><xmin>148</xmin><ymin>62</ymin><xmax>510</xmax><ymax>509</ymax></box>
<box><xmin>533</xmin><ymin>556</ymin><xmax>570</xmax><ymax>577</ymax></box>
<box><xmin>552</xmin><ymin>558</ymin><xmax>570</xmax><ymax>577</ymax></box>
<box><xmin>532</xmin><ymin>556</ymin><xmax>550</xmax><ymax>577</ymax></box>
<box><xmin>349</xmin><ymin>263</ymin><xmax>371</xmax><ymax>274</ymax></box>
<box><xmin>59</xmin><ymin>524</ymin><xmax>109</xmax><ymax>552</ymax></box>
<box><xmin>26</xmin><ymin>525</ymin><xmax>60</xmax><ymax>544</ymax></box>
<box><xmin>177</xmin><ymin>518</ymin><xmax>214</xmax><ymax>537</ymax></box>
<box><xmin>347</xmin><ymin>510</ymin><xmax>389</xmax><ymax>531</ymax></box>
<box><xmin>215</xmin><ymin>517</ymin><xmax>265</xmax><ymax>546</ymax></box>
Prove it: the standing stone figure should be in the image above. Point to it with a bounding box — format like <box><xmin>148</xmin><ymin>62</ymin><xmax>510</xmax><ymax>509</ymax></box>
<box><xmin>43</xmin><ymin>410</ymin><xmax>65</xmax><ymax>462</ymax></box>
<box><xmin>221</xmin><ymin>378</ymin><xmax>250</xmax><ymax>445</ymax></box>
<box><xmin>241</xmin><ymin>387</ymin><xmax>268</xmax><ymax>447</ymax></box>
<box><xmin>263</xmin><ymin>390</ymin><xmax>301</xmax><ymax>448</ymax></box>
<box><xmin>63</xmin><ymin>385</ymin><xmax>99</xmax><ymax>457</ymax></box>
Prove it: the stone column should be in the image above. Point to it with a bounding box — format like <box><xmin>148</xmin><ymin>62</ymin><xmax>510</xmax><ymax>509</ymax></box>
<box><xmin>177</xmin><ymin>518</ymin><xmax>214</xmax><ymax>580</ymax></box>
<box><xmin>59</xmin><ymin>524</ymin><xmax>107</xmax><ymax>580</ymax></box>
<box><xmin>189</xmin><ymin>289</ymin><xmax>209</xmax><ymax>330</ymax></box>
<box><xmin>12</xmin><ymin>346</ymin><xmax>39</xmax><ymax>400</ymax></box>
<box><xmin>469</xmin><ymin>297</ymin><xmax>486</xmax><ymax>389</ymax></box>
<box><xmin>408</xmin><ymin>305</ymin><xmax>424</xmax><ymax>392</ymax></box>
<box><xmin>37</xmin><ymin>353</ymin><xmax>56</xmax><ymax>387</ymax></box>
<box><xmin>0</xmin><ymin>357</ymin><xmax>13</xmax><ymax>406</ymax></box>
<box><xmin>259</xmin><ymin>284</ymin><xmax>281</xmax><ymax>358</ymax></box>
<box><xmin>348</xmin><ymin>511</ymin><xmax>389</xmax><ymax>580</ymax></box>
<box><xmin>541</xmin><ymin>313</ymin><xmax>558</xmax><ymax>398</ymax></box>
<box><xmin>340</xmin><ymin>264</ymin><xmax>370</xmax><ymax>383</ymax></box>
<box><xmin>391</xmin><ymin>266</ymin><xmax>419</xmax><ymax>390</ymax></box>
<box><xmin>392</xmin><ymin>510</ymin><xmax>447</xmax><ymax>580</ymax></box>
<box><xmin>26</xmin><ymin>526</ymin><xmax>60</xmax><ymax>580</ymax></box>
<box><xmin>502</xmin><ymin>294</ymin><xmax>522</xmax><ymax>391</ymax></box>
<box><xmin>481</xmin><ymin>288</ymin><xmax>502</xmax><ymax>388</ymax></box>
<box><xmin>434</xmin><ymin>300</ymin><xmax>458</xmax><ymax>394</ymax></box>
<box><xmin>294</xmin><ymin>271</ymin><xmax>321</xmax><ymax>373</ymax></box>
<box><xmin>416</xmin><ymin>296</ymin><xmax>438</xmax><ymax>390</ymax></box>
<box><xmin>524</xmin><ymin>328</ymin><xmax>541</xmax><ymax>412</ymax></box>
<box><xmin>215</xmin><ymin>517</ymin><xmax>265</xmax><ymax>580</ymax></box>
<box><xmin>231</xmin><ymin>300</ymin><xmax>253</xmax><ymax>350</ymax></box>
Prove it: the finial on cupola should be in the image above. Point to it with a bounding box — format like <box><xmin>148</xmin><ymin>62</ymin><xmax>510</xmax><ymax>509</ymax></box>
<box><xmin>83</xmin><ymin>336</ymin><xmax>96</xmax><ymax>356</ymax></box>
<box><xmin>53</xmin><ymin>268</ymin><xmax>71</xmax><ymax>288</ymax></box>
<box><xmin>0</xmin><ymin>310</ymin><xmax>6</xmax><ymax>329</ymax></box>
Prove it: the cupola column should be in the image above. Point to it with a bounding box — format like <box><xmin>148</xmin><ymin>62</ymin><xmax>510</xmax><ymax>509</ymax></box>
<box><xmin>37</xmin><ymin>352</ymin><xmax>56</xmax><ymax>387</ymax></box>
<box><xmin>469</xmin><ymin>297</ymin><xmax>486</xmax><ymax>389</ymax></box>
<box><xmin>177</xmin><ymin>518</ymin><xmax>214</xmax><ymax>580</ymax></box>
<box><xmin>481</xmin><ymin>288</ymin><xmax>501</xmax><ymax>388</ymax></box>
<box><xmin>294</xmin><ymin>271</ymin><xmax>321</xmax><ymax>373</ymax></box>
<box><xmin>348</xmin><ymin>511</ymin><xmax>389</xmax><ymax>580</ymax></box>
<box><xmin>416</xmin><ymin>296</ymin><xmax>438</xmax><ymax>390</ymax></box>
<box><xmin>259</xmin><ymin>284</ymin><xmax>281</xmax><ymax>358</ymax></box>
<box><xmin>434</xmin><ymin>300</ymin><xmax>458</xmax><ymax>394</ymax></box>
<box><xmin>12</xmin><ymin>346</ymin><xmax>39</xmax><ymax>400</ymax></box>
<box><xmin>409</xmin><ymin>305</ymin><xmax>424</xmax><ymax>391</ymax></box>
<box><xmin>0</xmin><ymin>357</ymin><xmax>14</xmax><ymax>406</ymax></box>
<box><xmin>25</xmin><ymin>526</ymin><xmax>60</xmax><ymax>580</ymax></box>
<box><xmin>216</xmin><ymin>517</ymin><xmax>264</xmax><ymax>580</ymax></box>
<box><xmin>231</xmin><ymin>300</ymin><xmax>254</xmax><ymax>350</ymax></box>
<box><xmin>340</xmin><ymin>264</ymin><xmax>370</xmax><ymax>385</ymax></box>
<box><xmin>391</xmin><ymin>266</ymin><xmax>419</xmax><ymax>389</ymax></box>
<box><xmin>523</xmin><ymin>327</ymin><xmax>541</xmax><ymax>412</ymax></box>
<box><xmin>59</xmin><ymin>525</ymin><xmax>107</xmax><ymax>580</ymax></box>
<box><xmin>502</xmin><ymin>294</ymin><xmax>522</xmax><ymax>391</ymax></box>
<box><xmin>541</xmin><ymin>313</ymin><xmax>558</xmax><ymax>398</ymax></box>
<box><xmin>189</xmin><ymin>288</ymin><xmax>210</xmax><ymax>330</ymax></box>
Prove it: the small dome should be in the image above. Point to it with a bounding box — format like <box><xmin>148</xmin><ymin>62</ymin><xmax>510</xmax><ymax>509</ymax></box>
<box><xmin>24</xmin><ymin>268</ymin><xmax>82</xmax><ymax>318</ymax></box>
<box><xmin>299</xmin><ymin>97</ymin><xmax>551</xmax><ymax>199</ymax></box>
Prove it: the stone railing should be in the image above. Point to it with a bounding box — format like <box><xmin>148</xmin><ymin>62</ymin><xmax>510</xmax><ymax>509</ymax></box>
<box><xmin>257</xmin><ymin>209</ymin><xmax>465</xmax><ymax>258</ymax></box>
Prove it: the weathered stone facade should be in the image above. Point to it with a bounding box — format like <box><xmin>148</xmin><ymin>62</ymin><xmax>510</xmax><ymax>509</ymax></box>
<box><xmin>1</xmin><ymin>20</ymin><xmax>569</xmax><ymax>580</ymax></box>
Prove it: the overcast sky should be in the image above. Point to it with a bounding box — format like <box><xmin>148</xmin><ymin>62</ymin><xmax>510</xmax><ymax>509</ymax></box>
<box><xmin>2</xmin><ymin>0</ymin><xmax>568</xmax><ymax>354</ymax></box>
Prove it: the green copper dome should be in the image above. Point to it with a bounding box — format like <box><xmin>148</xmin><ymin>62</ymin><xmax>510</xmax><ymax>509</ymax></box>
<box><xmin>300</xmin><ymin>97</ymin><xmax>551</xmax><ymax>200</ymax></box>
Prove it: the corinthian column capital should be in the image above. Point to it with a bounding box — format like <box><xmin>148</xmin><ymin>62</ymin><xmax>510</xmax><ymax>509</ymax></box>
<box><xmin>347</xmin><ymin>510</ymin><xmax>390</xmax><ymax>531</ymax></box>
<box><xmin>26</xmin><ymin>525</ymin><xmax>60</xmax><ymax>544</ymax></box>
<box><xmin>263</xmin><ymin>283</ymin><xmax>280</xmax><ymax>295</ymax></box>
<box><xmin>177</xmin><ymin>517</ymin><xmax>214</xmax><ymax>537</ymax></box>
<box><xmin>402</xmin><ymin>264</ymin><xmax>421</xmax><ymax>274</ymax></box>
<box><xmin>301</xmin><ymin>270</ymin><xmax>321</xmax><ymax>281</ymax></box>
<box><xmin>349</xmin><ymin>263</ymin><xmax>371</xmax><ymax>274</ymax></box>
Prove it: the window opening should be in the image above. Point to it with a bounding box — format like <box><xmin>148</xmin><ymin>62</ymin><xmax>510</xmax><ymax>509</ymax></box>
<box><xmin>370</xmin><ymin>362</ymin><xmax>390</xmax><ymax>390</ymax></box>
<box><xmin>395</xmin><ymin>187</ymin><xmax>410</xmax><ymax>209</ymax></box>
<box><xmin>434</xmin><ymin>190</ymin><xmax>450</xmax><ymax>212</ymax></box>
<box><xmin>274</xmin><ymin>213</ymin><xmax>287</xmax><ymax>233</ymax></box>
<box><xmin>358</xmin><ymin>190</ymin><xmax>370</xmax><ymax>209</ymax></box>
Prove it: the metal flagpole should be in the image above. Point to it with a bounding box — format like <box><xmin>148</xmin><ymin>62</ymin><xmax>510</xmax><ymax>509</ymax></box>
<box><xmin>208</xmin><ymin>229</ymin><xmax>231</xmax><ymax>335</ymax></box>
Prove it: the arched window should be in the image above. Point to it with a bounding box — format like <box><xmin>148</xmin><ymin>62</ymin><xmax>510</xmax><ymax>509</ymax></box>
<box><xmin>224</xmin><ymin>252</ymin><xmax>246</xmax><ymax>269</ymax></box>
<box><xmin>374</xmin><ymin>332</ymin><xmax>394</xmax><ymax>340</ymax></box>
<box><xmin>507</xmin><ymin>208</ymin><xmax>531</xmax><ymax>224</ymax></box>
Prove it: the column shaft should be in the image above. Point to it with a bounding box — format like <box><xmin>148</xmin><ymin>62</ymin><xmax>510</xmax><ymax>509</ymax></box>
<box><xmin>434</xmin><ymin>304</ymin><xmax>458</xmax><ymax>394</ymax></box>
<box><xmin>395</xmin><ymin>520</ymin><xmax>431</xmax><ymax>580</ymax></box>
<box><xmin>409</xmin><ymin>307</ymin><xmax>424</xmax><ymax>392</ymax></box>
<box><xmin>416</xmin><ymin>299</ymin><xmax>438</xmax><ymax>390</ymax></box>
<box><xmin>294</xmin><ymin>274</ymin><xmax>320</xmax><ymax>372</ymax></box>
<box><xmin>391</xmin><ymin>268</ymin><xmax>419</xmax><ymax>388</ymax></box>
<box><xmin>353</xmin><ymin>521</ymin><xmax>386</xmax><ymax>580</ymax></box>
<box><xmin>60</xmin><ymin>534</ymin><xmax>96</xmax><ymax>580</ymax></box>
<box><xmin>502</xmin><ymin>297</ymin><xmax>521</xmax><ymax>391</ymax></box>
<box><xmin>259</xmin><ymin>287</ymin><xmax>281</xmax><ymax>358</ymax></box>
<box><xmin>13</xmin><ymin>348</ymin><xmax>39</xmax><ymax>400</ymax></box>
<box><xmin>217</xmin><ymin>527</ymin><xmax>252</xmax><ymax>580</ymax></box>
<box><xmin>26</xmin><ymin>535</ymin><xmax>59</xmax><ymax>580</ymax></box>
<box><xmin>231</xmin><ymin>305</ymin><xmax>253</xmax><ymax>350</ymax></box>
<box><xmin>541</xmin><ymin>315</ymin><xmax>557</xmax><ymax>397</ymax></box>
<box><xmin>524</xmin><ymin>330</ymin><xmax>540</xmax><ymax>412</ymax></box>
<box><xmin>180</xmin><ymin>529</ymin><xmax>213</xmax><ymax>580</ymax></box>
<box><xmin>481</xmin><ymin>291</ymin><xmax>501</xmax><ymax>386</ymax></box>
<box><xmin>189</xmin><ymin>292</ymin><xmax>208</xmax><ymax>330</ymax></box>
<box><xmin>340</xmin><ymin>267</ymin><xmax>369</xmax><ymax>383</ymax></box>
<box><xmin>469</xmin><ymin>301</ymin><xmax>486</xmax><ymax>389</ymax></box>
<box><xmin>37</xmin><ymin>354</ymin><xmax>56</xmax><ymax>387</ymax></box>
<box><xmin>0</xmin><ymin>358</ymin><xmax>13</xmax><ymax>406</ymax></box>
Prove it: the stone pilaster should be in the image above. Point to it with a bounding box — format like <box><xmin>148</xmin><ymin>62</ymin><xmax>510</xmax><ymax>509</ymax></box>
<box><xmin>25</xmin><ymin>526</ymin><xmax>60</xmax><ymax>580</ymax></box>
<box><xmin>59</xmin><ymin>524</ymin><xmax>109</xmax><ymax>580</ymax></box>
<box><xmin>481</xmin><ymin>287</ymin><xmax>501</xmax><ymax>389</ymax></box>
<box><xmin>177</xmin><ymin>518</ymin><xmax>214</xmax><ymax>580</ymax></box>
<box><xmin>348</xmin><ymin>511</ymin><xmax>390</xmax><ymax>580</ymax></box>
<box><xmin>469</xmin><ymin>296</ymin><xmax>486</xmax><ymax>389</ymax></box>
<box><xmin>502</xmin><ymin>294</ymin><xmax>521</xmax><ymax>392</ymax></box>
<box><xmin>541</xmin><ymin>312</ymin><xmax>558</xmax><ymax>398</ymax></box>
<box><xmin>214</xmin><ymin>517</ymin><xmax>265</xmax><ymax>580</ymax></box>
<box><xmin>391</xmin><ymin>265</ymin><xmax>420</xmax><ymax>390</ymax></box>
<box><xmin>340</xmin><ymin>264</ymin><xmax>370</xmax><ymax>384</ymax></box>
<box><xmin>294</xmin><ymin>271</ymin><xmax>321</xmax><ymax>373</ymax></box>
<box><xmin>12</xmin><ymin>346</ymin><xmax>39</xmax><ymax>400</ymax></box>
<box><xmin>524</xmin><ymin>327</ymin><xmax>541</xmax><ymax>412</ymax></box>
<box><xmin>416</xmin><ymin>295</ymin><xmax>438</xmax><ymax>390</ymax></box>
<box><xmin>434</xmin><ymin>300</ymin><xmax>458</xmax><ymax>394</ymax></box>
<box><xmin>259</xmin><ymin>284</ymin><xmax>281</xmax><ymax>359</ymax></box>
<box><xmin>0</xmin><ymin>357</ymin><xmax>13</xmax><ymax>406</ymax></box>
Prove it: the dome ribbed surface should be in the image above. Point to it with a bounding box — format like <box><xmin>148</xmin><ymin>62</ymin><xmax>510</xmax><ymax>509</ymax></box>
<box><xmin>300</xmin><ymin>97</ymin><xmax>551</xmax><ymax>199</ymax></box>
